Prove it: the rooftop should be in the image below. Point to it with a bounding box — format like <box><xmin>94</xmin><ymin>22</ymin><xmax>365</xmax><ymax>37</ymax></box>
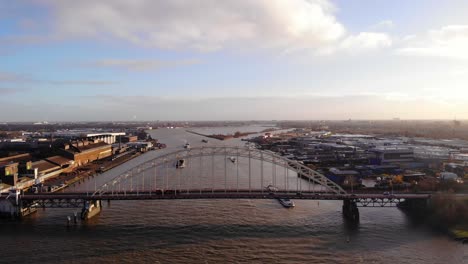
<box><xmin>0</xmin><ymin>153</ymin><xmax>32</xmax><ymax>163</ymax></box>
<box><xmin>31</xmin><ymin>160</ymin><xmax>61</xmax><ymax>173</ymax></box>
<box><xmin>0</xmin><ymin>183</ymin><xmax>12</xmax><ymax>192</ymax></box>
<box><xmin>0</xmin><ymin>161</ymin><xmax>19</xmax><ymax>168</ymax></box>
<box><xmin>45</xmin><ymin>156</ymin><xmax>73</xmax><ymax>167</ymax></box>
<box><xmin>47</xmin><ymin>130</ymin><xmax>125</xmax><ymax>138</ymax></box>
<box><xmin>373</xmin><ymin>147</ymin><xmax>413</xmax><ymax>153</ymax></box>
<box><xmin>66</xmin><ymin>141</ymin><xmax>111</xmax><ymax>153</ymax></box>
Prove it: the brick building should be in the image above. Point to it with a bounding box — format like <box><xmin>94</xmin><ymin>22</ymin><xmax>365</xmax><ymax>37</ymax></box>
<box><xmin>60</xmin><ymin>141</ymin><xmax>112</xmax><ymax>166</ymax></box>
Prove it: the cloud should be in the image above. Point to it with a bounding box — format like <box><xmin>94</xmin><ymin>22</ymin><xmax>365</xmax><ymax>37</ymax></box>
<box><xmin>339</xmin><ymin>32</ymin><xmax>392</xmax><ymax>53</ymax></box>
<box><xmin>48</xmin><ymin>80</ymin><xmax>116</xmax><ymax>85</ymax></box>
<box><xmin>2</xmin><ymin>0</ymin><xmax>393</xmax><ymax>56</ymax></box>
<box><xmin>0</xmin><ymin>70</ymin><xmax>115</xmax><ymax>86</ymax></box>
<box><xmin>450</xmin><ymin>67</ymin><xmax>468</xmax><ymax>77</ymax></box>
<box><xmin>68</xmin><ymin>94</ymin><xmax>463</xmax><ymax>121</ymax></box>
<box><xmin>43</xmin><ymin>0</ymin><xmax>346</xmax><ymax>52</ymax></box>
<box><xmin>397</xmin><ymin>25</ymin><xmax>468</xmax><ymax>59</ymax></box>
<box><xmin>0</xmin><ymin>88</ymin><xmax>28</xmax><ymax>95</ymax></box>
<box><xmin>1</xmin><ymin>93</ymin><xmax>465</xmax><ymax>121</ymax></box>
<box><xmin>88</xmin><ymin>58</ymin><xmax>202</xmax><ymax>71</ymax></box>
<box><xmin>314</xmin><ymin>31</ymin><xmax>392</xmax><ymax>55</ymax></box>
<box><xmin>370</xmin><ymin>20</ymin><xmax>394</xmax><ymax>30</ymax></box>
<box><xmin>0</xmin><ymin>35</ymin><xmax>52</xmax><ymax>46</ymax></box>
<box><xmin>0</xmin><ymin>71</ymin><xmax>32</xmax><ymax>82</ymax></box>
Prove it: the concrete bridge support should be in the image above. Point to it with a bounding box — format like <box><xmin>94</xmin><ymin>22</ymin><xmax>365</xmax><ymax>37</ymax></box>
<box><xmin>342</xmin><ymin>199</ymin><xmax>359</xmax><ymax>223</ymax></box>
<box><xmin>0</xmin><ymin>198</ymin><xmax>21</xmax><ymax>219</ymax></box>
<box><xmin>81</xmin><ymin>200</ymin><xmax>102</xmax><ymax>220</ymax></box>
<box><xmin>0</xmin><ymin>197</ymin><xmax>37</xmax><ymax>220</ymax></box>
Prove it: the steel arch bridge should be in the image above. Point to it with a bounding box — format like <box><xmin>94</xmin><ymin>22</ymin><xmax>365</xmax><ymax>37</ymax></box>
<box><xmin>93</xmin><ymin>146</ymin><xmax>347</xmax><ymax>197</ymax></box>
<box><xmin>2</xmin><ymin>146</ymin><xmax>434</xmax><ymax>221</ymax></box>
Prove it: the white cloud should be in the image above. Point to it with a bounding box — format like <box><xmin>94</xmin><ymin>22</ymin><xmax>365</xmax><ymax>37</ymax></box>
<box><xmin>89</xmin><ymin>58</ymin><xmax>202</xmax><ymax>71</ymax></box>
<box><xmin>450</xmin><ymin>67</ymin><xmax>468</xmax><ymax>77</ymax></box>
<box><xmin>339</xmin><ymin>32</ymin><xmax>392</xmax><ymax>53</ymax></box>
<box><xmin>397</xmin><ymin>25</ymin><xmax>468</xmax><ymax>59</ymax></box>
<box><xmin>59</xmin><ymin>94</ymin><xmax>468</xmax><ymax>120</ymax></box>
<box><xmin>370</xmin><ymin>20</ymin><xmax>394</xmax><ymax>30</ymax></box>
<box><xmin>0</xmin><ymin>71</ymin><xmax>31</xmax><ymax>82</ymax></box>
<box><xmin>0</xmin><ymin>88</ymin><xmax>28</xmax><ymax>95</ymax></box>
<box><xmin>48</xmin><ymin>80</ymin><xmax>115</xmax><ymax>85</ymax></box>
<box><xmin>1</xmin><ymin>92</ymin><xmax>466</xmax><ymax>121</ymax></box>
<box><xmin>1</xmin><ymin>0</ymin><xmax>394</xmax><ymax>56</ymax></box>
<box><xmin>0</xmin><ymin>70</ymin><xmax>115</xmax><ymax>86</ymax></box>
<box><xmin>43</xmin><ymin>0</ymin><xmax>348</xmax><ymax>52</ymax></box>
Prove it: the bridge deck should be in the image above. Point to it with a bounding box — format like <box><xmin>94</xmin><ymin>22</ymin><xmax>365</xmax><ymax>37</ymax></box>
<box><xmin>11</xmin><ymin>190</ymin><xmax>431</xmax><ymax>201</ymax></box>
<box><xmin>0</xmin><ymin>190</ymin><xmax>432</xmax><ymax>209</ymax></box>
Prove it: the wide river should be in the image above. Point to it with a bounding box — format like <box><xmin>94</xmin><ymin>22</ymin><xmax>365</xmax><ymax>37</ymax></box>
<box><xmin>0</xmin><ymin>126</ymin><xmax>466</xmax><ymax>263</ymax></box>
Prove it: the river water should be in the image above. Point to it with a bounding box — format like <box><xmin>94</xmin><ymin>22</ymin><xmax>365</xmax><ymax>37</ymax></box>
<box><xmin>0</xmin><ymin>127</ymin><xmax>466</xmax><ymax>263</ymax></box>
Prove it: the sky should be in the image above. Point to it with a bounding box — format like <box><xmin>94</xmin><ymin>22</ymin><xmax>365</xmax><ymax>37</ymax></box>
<box><xmin>1</xmin><ymin>0</ymin><xmax>468</xmax><ymax>121</ymax></box>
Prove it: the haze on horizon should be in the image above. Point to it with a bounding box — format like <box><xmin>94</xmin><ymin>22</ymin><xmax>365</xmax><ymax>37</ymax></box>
<box><xmin>1</xmin><ymin>0</ymin><xmax>468</xmax><ymax>122</ymax></box>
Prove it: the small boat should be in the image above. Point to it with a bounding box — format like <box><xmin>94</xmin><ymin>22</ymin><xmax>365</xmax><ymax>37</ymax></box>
<box><xmin>265</xmin><ymin>185</ymin><xmax>278</xmax><ymax>193</ymax></box>
<box><xmin>228</xmin><ymin>156</ymin><xmax>236</xmax><ymax>163</ymax></box>
<box><xmin>277</xmin><ymin>198</ymin><xmax>295</xmax><ymax>208</ymax></box>
<box><xmin>176</xmin><ymin>159</ymin><xmax>186</xmax><ymax>169</ymax></box>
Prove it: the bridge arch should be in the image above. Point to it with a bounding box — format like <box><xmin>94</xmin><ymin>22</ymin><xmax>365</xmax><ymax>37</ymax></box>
<box><xmin>94</xmin><ymin>146</ymin><xmax>347</xmax><ymax>196</ymax></box>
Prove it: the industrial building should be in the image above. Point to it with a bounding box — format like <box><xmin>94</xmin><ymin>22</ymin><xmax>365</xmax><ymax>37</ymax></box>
<box><xmin>45</xmin><ymin>131</ymin><xmax>125</xmax><ymax>144</ymax></box>
<box><xmin>60</xmin><ymin>141</ymin><xmax>112</xmax><ymax>166</ymax></box>
<box><xmin>371</xmin><ymin>147</ymin><xmax>414</xmax><ymax>164</ymax></box>
<box><xmin>117</xmin><ymin>135</ymin><xmax>138</xmax><ymax>143</ymax></box>
<box><xmin>0</xmin><ymin>162</ymin><xmax>19</xmax><ymax>186</ymax></box>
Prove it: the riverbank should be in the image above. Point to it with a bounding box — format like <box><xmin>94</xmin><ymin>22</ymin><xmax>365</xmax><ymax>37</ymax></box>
<box><xmin>186</xmin><ymin>130</ymin><xmax>257</xmax><ymax>140</ymax></box>
<box><xmin>44</xmin><ymin>150</ymin><xmax>144</xmax><ymax>191</ymax></box>
<box><xmin>186</xmin><ymin>130</ymin><xmax>212</xmax><ymax>139</ymax></box>
<box><xmin>187</xmin><ymin>128</ymin><xmax>278</xmax><ymax>141</ymax></box>
<box><xmin>427</xmin><ymin>194</ymin><xmax>468</xmax><ymax>241</ymax></box>
<box><xmin>450</xmin><ymin>227</ymin><xmax>468</xmax><ymax>242</ymax></box>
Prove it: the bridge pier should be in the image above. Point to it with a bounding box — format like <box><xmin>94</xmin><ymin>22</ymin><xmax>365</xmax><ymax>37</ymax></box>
<box><xmin>342</xmin><ymin>199</ymin><xmax>359</xmax><ymax>224</ymax></box>
<box><xmin>0</xmin><ymin>198</ymin><xmax>21</xmax><ymax>219</ymax></box>
<box><xmin>81</xmin><ymin>200</ymin><xmax>102</xmax><ymax>220</ymax></box>
<box><xmin>0</xmin><ymin>195</ymin><xmax>37</xmax><ymax>220</ymax></box>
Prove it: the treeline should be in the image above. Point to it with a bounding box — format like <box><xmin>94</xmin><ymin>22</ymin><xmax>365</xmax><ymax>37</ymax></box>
<box><xmin>278</xmin><ymin>120</ymin><xmax>468</xmax><ymax>140</ymax></box>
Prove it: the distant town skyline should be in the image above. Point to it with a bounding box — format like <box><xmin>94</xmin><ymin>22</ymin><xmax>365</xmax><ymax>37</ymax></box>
<box><xmin>1</xmin><ymin>0</ymin><xmax>468</xmax><ymax>121</ymax></box>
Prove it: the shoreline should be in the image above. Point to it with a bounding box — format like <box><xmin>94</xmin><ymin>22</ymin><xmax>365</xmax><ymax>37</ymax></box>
<box><xmin>422</xmin><ymin>194</ymin><xmax>468</xmax><ymax>242</ymax></box>
<box><xmin>47</xmin><ymin>150</ymin><xmax>145</xmax><ymax>191</ymax></box>
<box><xmin>186</xmin><ymin>128</ymin><xmax>277</xmax><ymax>141</ymax></box>
<box><xmin>450</xmin><ymin>227</ymin><xmax>468</xmax><ymax>242</ymax></box>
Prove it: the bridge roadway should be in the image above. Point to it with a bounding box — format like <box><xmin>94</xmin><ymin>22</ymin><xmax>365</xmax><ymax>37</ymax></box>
<box><xmin>12</xmin><ymin>190</ymin><xmax>432</xmax><ymax>208</ymax></box>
